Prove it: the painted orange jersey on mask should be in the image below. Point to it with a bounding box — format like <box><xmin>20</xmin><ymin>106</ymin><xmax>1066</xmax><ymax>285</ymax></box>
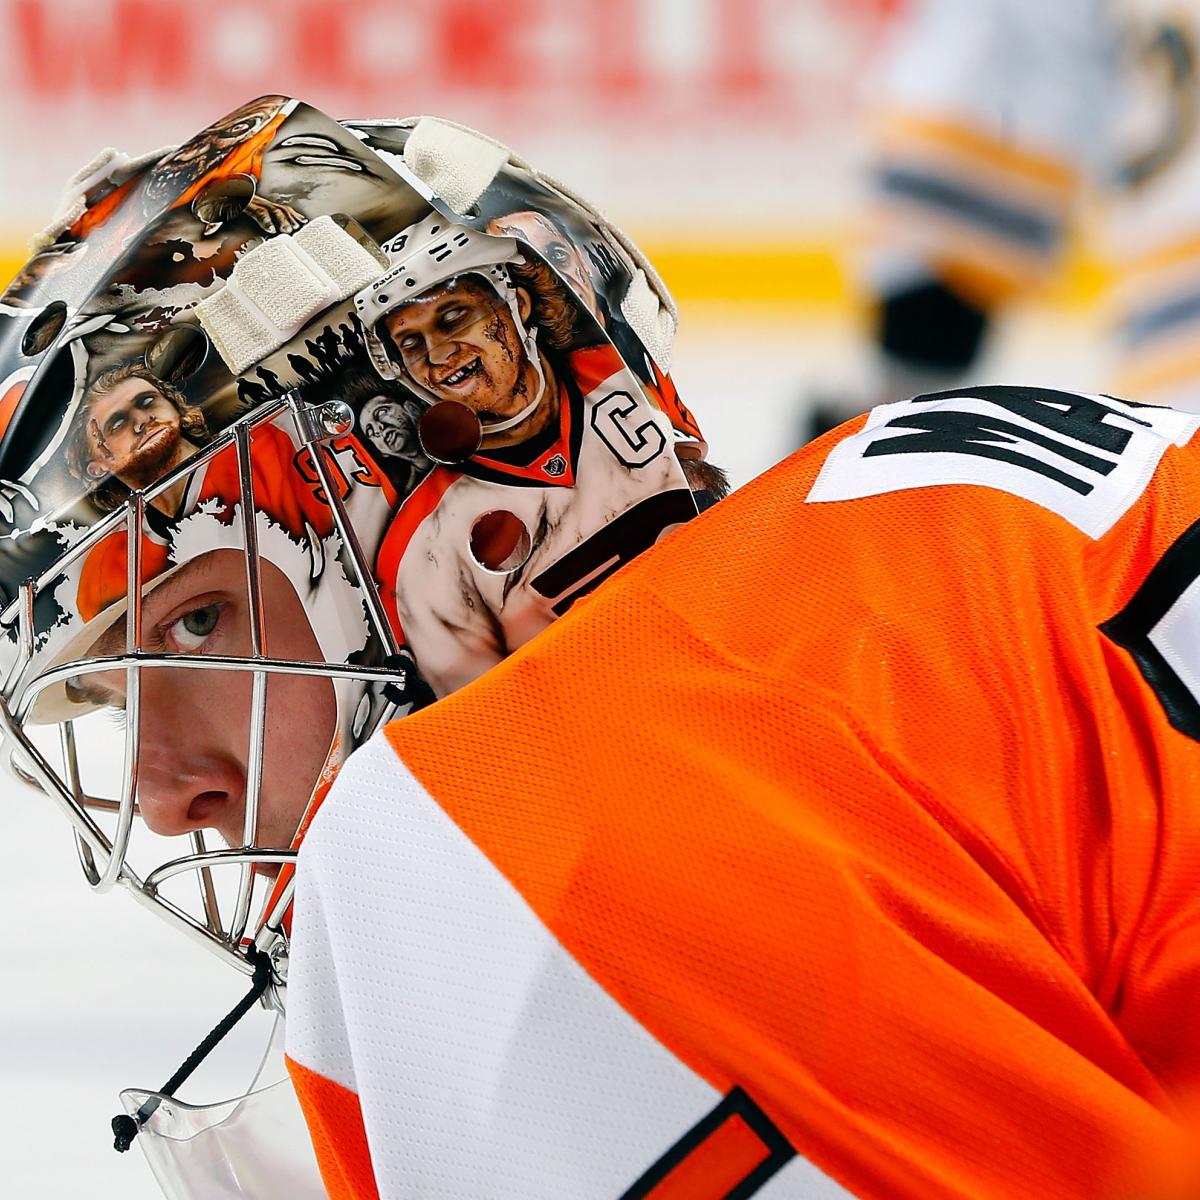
<box><xmin>76</xmin><ymin>423</ymin><xmax>388</xmax><ymax>623</ymax></box>
<box><xmin>287</xmin><ymin>387</ymin><xmax>1200</xmax><ymax>1199</ymax></box>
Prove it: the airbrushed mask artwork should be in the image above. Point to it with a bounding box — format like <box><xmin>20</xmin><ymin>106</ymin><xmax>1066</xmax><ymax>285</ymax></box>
<box><xmin>0</xmin><ymin>97</ymin><xmax>708</xmax><ymax>990</ymax></box>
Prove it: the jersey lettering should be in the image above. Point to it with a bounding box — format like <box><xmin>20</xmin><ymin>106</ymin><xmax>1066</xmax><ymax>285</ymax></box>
<box><xmin>1101</xmin><ymin>517</ymin><xmax>1200</xmax><ymax>741</ymax></box>
<box><xmin>328</xmin><ymin>438</ymin><xmax>383</xmax><ymax>488</ymax></box>
<box><xmin>294</xmin><ymin>438</ymin><xmax>384</xmax><ymax>505</ymax></box>
<box><xmin>295</xmin><ymin>444</ymin><xmax>350</xmax><ymax>504</ymax></box>
<box><xmin>863</xmin><ymin>387</ymin><xmax>1144</xmax><ymax>495</ymax></box>
<box><xmin>591</xmin><ymin>390</ymin><xmax>668</xmax><ymax>468</ymax></box>
<box><xmin>807</xmin><ymin>387</ymin><xmax>1200</xmax><ymax>539</ymax></box>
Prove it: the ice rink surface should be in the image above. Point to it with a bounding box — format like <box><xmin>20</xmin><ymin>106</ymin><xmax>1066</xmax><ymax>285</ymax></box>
<box><xmin>0</xmin><ymin>300</ymin><xmax>1112</xmax><ymax>1199</ymax></box>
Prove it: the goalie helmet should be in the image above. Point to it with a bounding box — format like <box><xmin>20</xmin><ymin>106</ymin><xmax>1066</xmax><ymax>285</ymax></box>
<box><xmin>0</xmin><ymin>97</ymin><xmax>710</xmax><ymax>994</ymax></box>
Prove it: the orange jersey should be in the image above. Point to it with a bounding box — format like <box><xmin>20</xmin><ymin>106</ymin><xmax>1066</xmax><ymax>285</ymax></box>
<box><xmin>287</xmin><ymin>386</ymin><xmax>1200</xmax><ymax>1198</ymax></box>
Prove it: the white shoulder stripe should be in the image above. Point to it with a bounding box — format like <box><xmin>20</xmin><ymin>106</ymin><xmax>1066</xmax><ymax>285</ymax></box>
<box><xmin>286</xmin><ymin>734</ymin><xmax>714</xmax><ymax>1195</ymax></box>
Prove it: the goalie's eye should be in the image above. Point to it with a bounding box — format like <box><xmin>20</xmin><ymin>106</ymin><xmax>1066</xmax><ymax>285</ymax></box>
<box><xmin>170</xmin><ymin>603</ymin><xmax>223</xmax><ymax>651</ymax></box>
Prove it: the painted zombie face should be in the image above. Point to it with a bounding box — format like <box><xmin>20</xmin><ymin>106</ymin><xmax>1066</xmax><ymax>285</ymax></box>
<box><xmin>486</xmin><ymin>210</ymin><xmax>600</xmax><ymax>320</ymax></box>
<box><xmin>383</xmin><ymin>275</ymin><xmax>540</xmax><ymax>423</ymax></box>
<box><xmin>84</xmin><ymin>377</ymin><xmax>192</xmax><ymax>490</ymax></box>
<box><xmin>259</xmin><ymin>112</ymin><xmax>427</xmax><ymax>239</ymax></box>
<box><xmin>360</xmin><ymin>395</ymin><xmax>428</xmax><ymax>467</ymax></box>
<box><xmin>146</xmin><ymin>96</ymin><xmax>285</xmax><ymax>200</ymax></box>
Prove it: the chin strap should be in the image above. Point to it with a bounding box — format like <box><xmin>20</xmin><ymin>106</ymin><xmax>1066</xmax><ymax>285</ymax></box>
<box><xmin>478</xmin><ymin>319</ymin><xmax>546</xmax><ymax>434</ymax></box>
<box><xmin>111</xmin><ymin>945</ymin><xmax>275</xmax><ymax>1153</ymax></box>
<box><xmin>479</xmin><ymin>391</ymin><xmax>541</xmax><ymax>434</ymax></box>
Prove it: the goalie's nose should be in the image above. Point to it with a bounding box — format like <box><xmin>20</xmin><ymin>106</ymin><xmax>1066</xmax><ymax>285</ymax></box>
<box><xmin>136</xmin><ymin>745</ymin><xmax>247</xmax><ymax>840</ymax></box>
<box><xmin>132</xmin><ymin>667</ymin><xmax>248</xmax><ymax>839</ymax></box>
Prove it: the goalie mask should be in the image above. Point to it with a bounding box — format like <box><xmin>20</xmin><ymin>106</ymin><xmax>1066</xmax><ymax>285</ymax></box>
<box><xmin>0</xmin><ymin>97</ymin><xmax>709</xmax><ymax>996</ymax></box>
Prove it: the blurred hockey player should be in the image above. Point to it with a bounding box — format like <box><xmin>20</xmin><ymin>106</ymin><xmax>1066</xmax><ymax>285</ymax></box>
<box><xmin>806</xmin><ymin>0</ymin><xmax>1200</xmax><ymax>437</ymax></box>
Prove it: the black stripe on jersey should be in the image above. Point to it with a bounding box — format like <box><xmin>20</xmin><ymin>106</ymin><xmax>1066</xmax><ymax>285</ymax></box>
<box><xmin>1100</xmin><ymin>515</ymin><xmax>1200</xmax><ymax>742</ymax></box>
<box><xmin>1122</xmin><ymin>287</ymin><xmax>1200</xmax><ymax>348</ymax></box>
<box><xmin>875</xmin><ymin>165</ymin><xmax>1062</xmax><ymax>251</ymax></box>
<box><xmin>529</xmin><ymin>488</ymin><xmax>697</xmax><ymax>616</ymax></box>
<box><xmin>618</xmin><ymin>1087</ymin><xmax>795</xmax><ymax>1200</ymax></box>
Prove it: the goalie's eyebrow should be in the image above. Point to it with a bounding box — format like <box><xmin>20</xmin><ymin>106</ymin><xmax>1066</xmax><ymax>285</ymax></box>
<box><xmin>90</xmin><ymin>553</ymin><xmax>220</xmax><ymax>660</ymax></box>
<box><xmin>90</xmin><ymin>622</ymin><xmax>130</xmax><ymax>658</ymax></box>
<box><xmin>65</xmin><ymin>669</ymin><xmax>119</xmax><ymax>709</ymax></box>
<box><xmin>64</xmin><ymin>552</ymin><xmax>236</xmax><ymax>709</ymax></box>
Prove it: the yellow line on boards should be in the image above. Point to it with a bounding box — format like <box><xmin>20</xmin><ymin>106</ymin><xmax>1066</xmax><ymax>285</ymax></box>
<box><xmin>2</xmin><ymin>252</ymin><xmax>26</xmax><ymax>294</ymax></box>
<box><xmin>0</xmin><ymin>237</ymin><xmax>1113</xmax><ymax>313</ymax></box>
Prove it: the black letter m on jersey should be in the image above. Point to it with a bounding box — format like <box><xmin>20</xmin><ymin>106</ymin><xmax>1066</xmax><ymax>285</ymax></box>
<box><xmin>806</xmin><ymin>384</ymin><xmax>1198</xmax><ymax>539</ymax></box>
<box><xmin>863</xmin><ymin>386</ymin><xmax>1149</xmax><ymax>495</ymax></box>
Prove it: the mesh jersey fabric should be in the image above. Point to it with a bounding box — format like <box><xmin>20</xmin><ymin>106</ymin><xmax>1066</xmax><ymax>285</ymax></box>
<box><xmin>290</xmin><ymin>392</ymin><xmax>1200</xmax><ymax>1198</ymax></box>
<box><xmin>287</xmin><ymin>733</ymin><xmax>846</xmax><ymax>1199</ymax></box>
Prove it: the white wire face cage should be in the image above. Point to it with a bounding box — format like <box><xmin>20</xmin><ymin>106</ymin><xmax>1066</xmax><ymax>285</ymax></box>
<box><xmin>0</xmin><ymin>392</ymin><xmax>409</xmax><ymax>996</ymax></box>
<box><xmin>0</xmin><ymin>96</ymin><xmax>440</xmax><ymax>995</ymax></box>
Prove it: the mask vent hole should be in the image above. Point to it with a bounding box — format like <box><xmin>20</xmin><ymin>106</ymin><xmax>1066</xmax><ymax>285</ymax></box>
<box><xmin>418</xmin><ymin>399</ymin><xmax>482</xmax><ymax>464</ymax></box>
<box><xmin>21</xmin><ymin>301</ymin><xmax>67</xmax><ymax>357</ymax></box>
<box><xmin>191</xmin><ymin>174</ymin><xmax>257</xmax><ymax>227</ymax></box>
<box><xmin>145</xmin><ymin>325</ymin><xmax>209</xmax><ymax>384</ymax></box>
<box><xmin>469</xmin><ymin>510</ymin><xmax>531</xmax><ymax>574</ymax></box>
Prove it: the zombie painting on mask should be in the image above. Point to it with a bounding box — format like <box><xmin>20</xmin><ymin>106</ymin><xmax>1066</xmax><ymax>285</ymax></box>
<box><xmin>0</xmin><ymin>102</ymin><xmax>414</xmax><ymax>975</ymax></box>
<box><xmin>65</xmin><ymin>361</ymin><xmax>211</xmax><ymax>516</ymax></box>
<box><xmin>0</xmin><ymin>95</ymin><xmax>715</xmax><ymax>1137</ymax></box>
<box><xmin>355</xmin><ymin>202</ymin><xmax>707</xmax><ymax>697</ymax></box>
<box><xmin>0</xmin><ymin>97</ymin><xmax>435</xmax><ymax>469</ymax></box>
<box><xmin>355</xmin><ymin>119</ymin><xmax>705</xmax><ymax>424</ymax></box>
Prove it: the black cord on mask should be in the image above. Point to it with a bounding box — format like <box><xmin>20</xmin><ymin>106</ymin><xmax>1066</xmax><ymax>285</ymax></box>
<box><xmin>382</xmin><ymin>650</ymin><xmax>437</xmax><ymax>712</ymax></box>
<box><xmin>111</xmin><ymin>945</ymin><xmax>275</xmax><ymax>1153</ymax></box>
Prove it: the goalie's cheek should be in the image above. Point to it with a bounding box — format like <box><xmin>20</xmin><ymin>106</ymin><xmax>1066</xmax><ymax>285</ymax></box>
<box><xmin>122</xmin><ymin>552</ymin><xmax>334</xmax><ymax>848</ymax></box>
<box><xmin>256</xmin><ymin>667</ymin><xmax>338</xmax><ymax>849</ymax></box>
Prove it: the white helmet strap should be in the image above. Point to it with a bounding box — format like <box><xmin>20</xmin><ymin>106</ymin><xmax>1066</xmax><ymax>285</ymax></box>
<box><xmin>477</xmin><ymin>304</ymin><xmax>545</xmax><ymax>435</ymax></box>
